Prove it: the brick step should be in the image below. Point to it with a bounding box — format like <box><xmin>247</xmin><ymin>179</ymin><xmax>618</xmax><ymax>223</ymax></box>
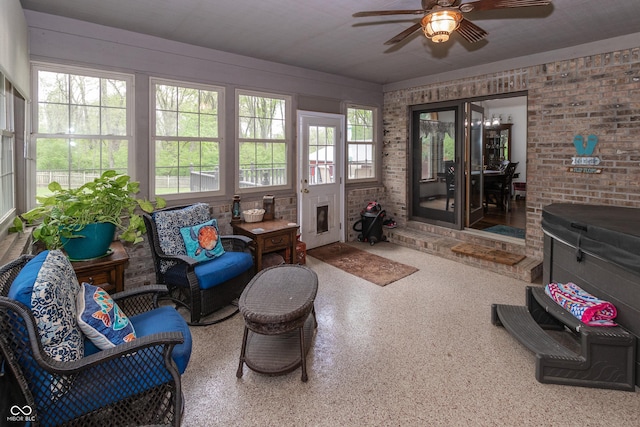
<box><xmin>386</xmin><ymin>224</ymin><xmax>542</xmax><ymax>282</ymax></box>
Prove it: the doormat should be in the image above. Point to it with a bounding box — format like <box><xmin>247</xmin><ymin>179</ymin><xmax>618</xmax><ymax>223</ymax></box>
<box><xmin>307</xmin><ymin>242</ymin><xmax>418</xmax><ymax>286</ymax></box>
<box><xmin>483</xmin><ymin>225</ymin><xmax>525</xmax><ymax>239</ymax></box>
<box><xmin>451</xmin><ymin>243</ymin><xmax>525</xmax><ymax>266</ymax></box>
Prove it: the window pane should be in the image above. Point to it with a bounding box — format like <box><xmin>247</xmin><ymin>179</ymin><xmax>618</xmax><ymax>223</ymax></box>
<box><xmin>36</xmin><ymin>137</ymin><xmax>128</xmax><ymax>194</ymax></box>
<box><xmin>156</xmin><ymin>110</ymin><xmax>178</xmax><ymax>136</ymax></box>
<box><xmin>38</xmin><ymin>103</ymin><xmax>69</xmax><ymax>134</ymax></box>
<box><xmin>347</xmin><ymin>107</ymin><xmax>376</xmax><ymax>180</ymax></box>
<box><xmin>70</xmin><ymin>75</ymin><xmax>100</xmax><ymax>106</ymax></box>
<box><xmin>237</xmin><ymin>92</ymin><xmax>289</xmax><ymax>189</ymax></box>
<box><xmin>0</xmin><ymin>135</ymin><xmax>14</xmax><ymax>220</ymax></box>
<box><xmin>178</xmin><ymin>87</ymin><xmax>199</xmax><ymax>113</ymax></box>
<box><xmin>38</xmin><ymin>71</ymin><xmax>69</xmax><ymax>104</ymax></box>
<box><xmin>201</xmin><ymin>113</ymin><xmax>218</xmax><ymax>138</ymax></box>
<box><xmin>152</xmin><ymin>81</ymin><xmax>222</xmax><ymax>195</ymax></box>
<box><xmin>70</xmin><ymin>105</ymin><xmax>100</xmax><ymax>134</ymax></box>
<box><xmin>102</xmin><ymin>106</ymin><xmax>126</xmax><ymax>135</ymax></box>
<box><xmin>178</xmin><ymin>112</ymin><xmax>199</xmax><ymax>137</ymax></box>
<box><xmin>102</xmin><ymin>79</ymin><xmax>126</xmax><ymax>108</ymax></box>
<box><xmin>34</xmin><ymin>66</ymin><xmax>131</xmax><ymax>196</ymax></box>
<box><xmin>239</xmin><ymin>141</ymin><xmax>286</xmax><ymax>188</ymax></box>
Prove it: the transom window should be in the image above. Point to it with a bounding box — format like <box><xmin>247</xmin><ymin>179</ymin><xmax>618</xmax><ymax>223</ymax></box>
<box><xmin>33</xmin><ymin>63</ymin><xmax>133</xmax><ymax>196</ymax></box>
<box><xmin>346</xmin><ymin>106</ymin><xmax>376</xmax><ymax>181</ymax></box>
<box><xmin>151</xmin><ymin>79</ymin><xmax>223</xmax><ymax>196</ymax></box>
<box><xmin>236</xmin><ymin>90</ymin><xmax>290</xmax><ymax>190</ymax></box>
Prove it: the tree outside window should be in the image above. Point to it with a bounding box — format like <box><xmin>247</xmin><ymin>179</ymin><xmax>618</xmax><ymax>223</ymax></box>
<box><xmin>33</xmin><ymin>65</ymin><xmax>132</xmax><ymax>197</ymax></box>
<box><xmin>152</xmin><ymin>80</ymin><xmax>222</xmax><ymax>196</ymax></box>
<box><xmin>237</xmin><ymin>91</ymin><xmax>289</xmax><ymax>189</ymax></box>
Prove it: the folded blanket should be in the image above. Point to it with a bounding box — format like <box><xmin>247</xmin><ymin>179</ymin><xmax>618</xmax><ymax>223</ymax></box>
<box><xmin>545</xmin><ymin>282</ymin><xmax>617</xmax><ymax>327</ymax></box>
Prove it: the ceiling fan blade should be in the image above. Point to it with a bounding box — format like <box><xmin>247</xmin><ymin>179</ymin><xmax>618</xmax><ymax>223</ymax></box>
<box><xmin>353</xmin><ymin>10</ymin><xmax>426</xmax><ymax>18</ymax></box>
<box><xmin>384</xmin><ymin>22</ymin><xmax>423</xmax><ymax>45</ymax></box>
<box><xmin>462</xmin><ymin>0</ymin><xmax>551</xmax><ymax>12</ymax></box>
<box><xmin>456</xmin><ymin>19</ymin><xmax>488</xmax><ymax>43</ymax></box>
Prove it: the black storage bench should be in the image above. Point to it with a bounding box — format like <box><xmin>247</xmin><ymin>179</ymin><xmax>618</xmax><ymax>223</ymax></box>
<box><xmin>492</xmin><ymin>203</ymin><xmax>640</xmax><ymax>391</ymax></box>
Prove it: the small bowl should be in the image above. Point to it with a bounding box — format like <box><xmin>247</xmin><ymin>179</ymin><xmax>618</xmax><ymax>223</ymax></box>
<box><xmin>243</xmin><ymin>209</ymin><xmax>265</xmax><ymax>223</ymax></box>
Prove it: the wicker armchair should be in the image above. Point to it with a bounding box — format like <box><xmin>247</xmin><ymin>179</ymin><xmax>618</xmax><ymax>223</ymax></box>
<box><xmin>0</xmin><ymin>254</ymin><xmax>188</xmax><ymax>427</ymax></box>
<box><xmin>143</xmin><ymin>204</ymin><xmax>254</xmax><ymax>325</ymax></box>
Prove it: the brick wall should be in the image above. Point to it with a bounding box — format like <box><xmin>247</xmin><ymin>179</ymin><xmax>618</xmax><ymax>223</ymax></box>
<box><xmin>383</xmin><ymin>47</ymin><xmax>640</xmax><ymax>260</ymax></box>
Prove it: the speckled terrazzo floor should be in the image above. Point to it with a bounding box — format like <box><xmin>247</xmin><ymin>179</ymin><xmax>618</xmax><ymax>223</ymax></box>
<box><xmin>180</xmin><ymin>242</ymin><xmax>640</xmax><ymax>427</ymax></box>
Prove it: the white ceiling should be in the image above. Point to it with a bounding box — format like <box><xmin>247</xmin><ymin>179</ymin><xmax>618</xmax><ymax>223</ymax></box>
<box><xmin>18</xmin><ymin>0</ymin><xmax>640</xmax><ymax>85</ymax></box>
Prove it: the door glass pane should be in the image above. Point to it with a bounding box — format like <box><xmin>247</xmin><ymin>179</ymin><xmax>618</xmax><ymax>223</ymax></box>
<box><xmin>307</xmin><ymin>125</ymin><xmax>335</xmax><ymax>185</ymax></box>
<box><xmin>412</xmin><ymin>108</ymin><xmax>457</xmax><ymax>225</ymax></box>
<box><xmin>469</xmin><ymin>108</ymin><xmax>483</xmax><ymax>213</ymax></box>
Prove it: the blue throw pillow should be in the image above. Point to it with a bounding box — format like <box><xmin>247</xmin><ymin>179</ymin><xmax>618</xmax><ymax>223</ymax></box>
<box><xmin>179</xmin><ymin>219</ymin><xmax>225</xmax><ymax>262</ymax></box>
<box><xmin>7</xmin><ymin>250</ymin><xmax>49</xmax><ymax>308</ymax></box>
<box><xmin>76</xmin><ymin>282</ymin><xmax>137</xmax><ymax>350</ymax></box>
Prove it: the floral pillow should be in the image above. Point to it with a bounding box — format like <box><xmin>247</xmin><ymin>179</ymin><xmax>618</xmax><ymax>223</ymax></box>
<box><xmin>30</xmin><ymin>250</ymin><xmax>84</xmax><ymax>362</ymax></box>
<box><xmin>152</xmin><ymin>203</ymin><xmax>211</xmax><ymax>272</ymax></box>
<box><xmin>179</xmin><ymin>219</ymin><xmax>225</xmax><ymax>263</ymax></box>
<box><xmin>77</xmin><ymin>282</ymin><xmax>137</xmax><ymax>350</ymax></box>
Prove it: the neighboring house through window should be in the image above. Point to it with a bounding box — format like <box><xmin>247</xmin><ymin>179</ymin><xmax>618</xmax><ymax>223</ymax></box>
<box><xmin>346</xmin><ymin>105</ymin><xmax>376</xmax><ymax>181</ymax></box>
<box><xmin>151</xmin><ymin>78</ymin><xmax>223</xmax><ymax>197</ymax></box>
<box><xmin>32</xmin><ymin>63</ymin><xmax>133</xmax><ymax>196</ymax></box>
<box><xmin>236</xmin><ymin>90</ymin><xmax>290</xmax><ymax>190</ymax></box>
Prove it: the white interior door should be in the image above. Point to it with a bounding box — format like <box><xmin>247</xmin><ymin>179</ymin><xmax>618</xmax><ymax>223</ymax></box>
<box><xmin>297</xmin><ymin>111</ymin><xmax>344</xmax><ymax>249</ymax></box>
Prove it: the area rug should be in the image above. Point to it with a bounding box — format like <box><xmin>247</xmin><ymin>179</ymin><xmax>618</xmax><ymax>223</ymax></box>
<box><xmin>451</xmin><ymin>243</ymin><xmax>525</xmax><ymax>266</ymax></box>
<box><xmin>307</xmin><ymin>242</ymin><xmax>418</xmax><ymax>286</ymax></box>
<box><xmin>483</xmin><ymin>224</ymin><xmax>525</xmax><ymax>239</ymax></box>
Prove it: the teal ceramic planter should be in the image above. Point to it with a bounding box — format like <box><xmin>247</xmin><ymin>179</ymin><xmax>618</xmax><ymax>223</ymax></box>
<box><xmin>61</xmin><ymin>222</ymin><xmax>116</xmax><ymax>260</ymax></box>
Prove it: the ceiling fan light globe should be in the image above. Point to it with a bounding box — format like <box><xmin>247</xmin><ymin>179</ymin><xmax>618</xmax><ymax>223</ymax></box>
<box><xmin>430</xmin><ymin>32</ymin><xmax>450</xmax><ymax>43</ymax></box>
<box><xmin>422</xmin><ymin>10</ymin><xmax>462</xmax><ymax>43</ymax></box>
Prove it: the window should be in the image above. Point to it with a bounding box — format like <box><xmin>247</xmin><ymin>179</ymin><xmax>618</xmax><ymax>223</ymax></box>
<box><xmin>151</xmin><ymin>79</ymin><xmax>223</xmax><ymax>196</ymax></box>
<box><xmin>237</xmin><ymin>90</ymin><xmax>290</xmax><ymax>190</ymax></box>
<box><xmin>346</xmin><ymin>106</ymin><xmax>376</xmax><ymax>180</ymax></box>
<box><xmin>0</xmin><ymin>74</ymin><xmax>15</xmax><ymax>224</ymax></box>
<box><xmin>33</xmin><ymin>64</ymin><xmax>133</xmax><ymax>195</ymax></box>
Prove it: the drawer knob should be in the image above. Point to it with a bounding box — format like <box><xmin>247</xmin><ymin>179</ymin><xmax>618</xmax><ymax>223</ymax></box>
<box><xmin>271</xmin><ymin>237</ymin><xmax>283</xmax><ymax>244</ymax></box>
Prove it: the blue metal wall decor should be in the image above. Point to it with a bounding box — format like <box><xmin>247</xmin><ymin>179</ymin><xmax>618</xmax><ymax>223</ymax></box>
<box><xmin>569</xmin><ymin>134</ymin><xmax>602</xmax><ymax>174</ymax></box>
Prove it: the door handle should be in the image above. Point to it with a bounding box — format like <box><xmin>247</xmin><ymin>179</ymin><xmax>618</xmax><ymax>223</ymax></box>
<box><xmin>301</xmin><ymin>188</ymin><xmax>309</xmax><ymax>193</ymax></box>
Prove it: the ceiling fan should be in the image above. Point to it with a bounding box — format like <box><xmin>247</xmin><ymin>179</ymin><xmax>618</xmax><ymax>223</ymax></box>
<box><xmin>353</xmin><ymin>0</ymin><xmax>551</xmax><ymax>45</ymax></box>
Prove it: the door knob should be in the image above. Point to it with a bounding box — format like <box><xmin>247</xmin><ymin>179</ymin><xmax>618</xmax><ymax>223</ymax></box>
<box><xmin>301</xmin><ymin>188</ymin><xmax>309</xmax><ymax>193</ymax></box>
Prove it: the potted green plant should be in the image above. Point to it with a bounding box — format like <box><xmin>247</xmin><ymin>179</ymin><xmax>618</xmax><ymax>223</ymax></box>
<box><xmin>12</xmin><ymin>170</ymin><xmax>166</xmax><ymax>260</ymax></box>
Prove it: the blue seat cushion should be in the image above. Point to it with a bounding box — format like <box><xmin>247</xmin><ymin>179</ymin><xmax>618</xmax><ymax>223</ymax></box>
<box><xmin>129</xmin><ymin>306</ymin><xmax>192</xmax><ymax>374</ymax></box>
<box><xmin>7</xmin><ymin>250</ymin><xmax>49</xmax><ymax>308</ymax></box>
<box><xmin>164</xmin><ymin>251</ymin><xmax>253</xmax><ymax>290</ymax></box>
<box><xmin>83</xmin><ymin>305</ymin><xmax>192</xmax><ymax>374</ymax></box>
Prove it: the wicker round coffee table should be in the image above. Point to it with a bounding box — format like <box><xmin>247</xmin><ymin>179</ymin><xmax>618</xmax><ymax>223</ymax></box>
<box><xmin>236</xmin><ymin>264</ymin><xmax>318</xmax><ymax>382</ymax></box>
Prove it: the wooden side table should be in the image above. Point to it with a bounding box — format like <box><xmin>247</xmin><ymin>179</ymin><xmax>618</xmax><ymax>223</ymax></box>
<box><xmin>71</xmin><ymin>241</ymin><xmax>129</xmax><ymax>293</ymax></box>
<box><xmin>231</xmin><ymin>219</ymin><xmax>299</xmax><ymax>272</ymax></box>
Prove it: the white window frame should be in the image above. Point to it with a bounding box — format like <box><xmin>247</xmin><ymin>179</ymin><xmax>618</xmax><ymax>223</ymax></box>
<box><xmin>346</xmin><ymin>104</ymin><xmax>377</xmax><ymax>183</ymax></box>
<box><xmin>0</xmin><ymin>73</ymin><xmax>16</xmax><ymax>233</ymax></box>
<box><xmin>235</xmin><ymin>89</ymin><xmax>291</xmax><ymax>193</ymax></box>
<box><xmin>149</xmin><ymin>77</ymin><xmax>225</xmax><ymax>200</ymax></box>
<box><xmin>31</xmin><ymin>62</ymin><xmax>135</xmax><ymax>195</ymax></box>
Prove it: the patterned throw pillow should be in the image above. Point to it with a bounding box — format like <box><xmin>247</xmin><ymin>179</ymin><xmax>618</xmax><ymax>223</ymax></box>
<box><xmin>30</xmin><ymin>250</ymin><xmax>84</xmax><ymax>362</ymax></box>
<box><xmin>152</xmin><ymin>203</ymin><xmax>211</xmax><ymax>273</ymax></box>
<box><xmin>77</xmin><ymin>282</ymin><xmax>137</xmax><ymax>350</ymax></box>
<box><xmin>179</xmin><ymin>219</ymin><xmax>225</xmax><ymax>263</ymax></box>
